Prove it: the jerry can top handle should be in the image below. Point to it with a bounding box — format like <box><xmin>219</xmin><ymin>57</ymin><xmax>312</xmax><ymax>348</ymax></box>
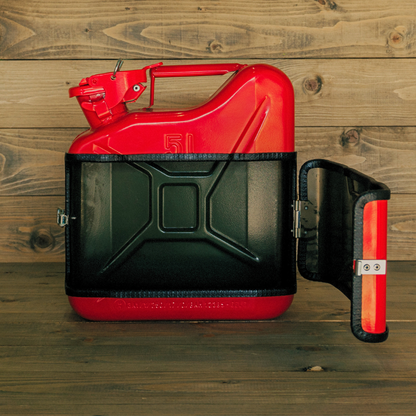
<box><xmin>148</xmin><ymin>63</ymin><xmax>247</xmax><ymax>107</ymax></box>
<box><xmin>69</xmin><ymin>61</ymin><xmax>247</xmax><ymax>128</ymax></box>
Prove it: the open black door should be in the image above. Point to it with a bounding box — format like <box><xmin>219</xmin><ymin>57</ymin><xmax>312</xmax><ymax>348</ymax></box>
<box><xmin>296</xmin><ymin>159</ymin><xmax>390</xmax><ymax>342</ymax></box>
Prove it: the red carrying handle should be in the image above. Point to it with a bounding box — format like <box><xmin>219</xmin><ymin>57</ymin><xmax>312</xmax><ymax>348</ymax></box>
<box><xmin>148</xmin><ymin>63</ymin><xmax>247</xmax><ymax>107</ymax></box>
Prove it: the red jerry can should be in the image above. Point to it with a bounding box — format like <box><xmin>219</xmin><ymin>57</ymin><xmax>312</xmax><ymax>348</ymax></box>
<box><xmin>58</xmin><ymin>60</ymin><xmax>390</xmax><ymax>342</ymax></box>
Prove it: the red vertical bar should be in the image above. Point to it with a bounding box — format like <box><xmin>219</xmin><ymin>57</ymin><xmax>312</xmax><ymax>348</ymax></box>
<box><xmin>361</xmin><ymin>200</ymin><xmax>388</xmax><ymax>333</ymax></box>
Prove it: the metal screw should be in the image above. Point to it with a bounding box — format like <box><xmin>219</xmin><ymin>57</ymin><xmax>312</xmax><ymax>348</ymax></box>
<box><xmin>374</xmin><ymin>264</ymin><xmax>381</xmax><ymax>271</ymax></box>
<box><xmin>304</xmin><ymin>206</ymin><xmax>308</xmax><ymax>210</ymax></box>
<box><xmin>133</xmin><ymin>84</ymin><xmax>141</xmax><ymax>92</ymax></box>
<box><xmin>363</xmin><ymin>264</ymin><xmax>370</xmax><ymax>271</ymax></box>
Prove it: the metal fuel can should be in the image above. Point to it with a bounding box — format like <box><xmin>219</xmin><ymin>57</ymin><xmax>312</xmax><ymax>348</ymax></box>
<box><xmin>59</xmin><ymin>61</ymin><xmax>390</xmax><ymax>342</ymax></box>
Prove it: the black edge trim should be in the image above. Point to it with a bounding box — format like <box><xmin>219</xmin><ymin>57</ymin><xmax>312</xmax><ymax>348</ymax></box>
<box><xmin>65</xmin><ymin>160</ymin><xmax>71</xmax><ymax>277</ymax></box>
<box><xmin>291</xmin><ymin>157</ymin><xmax>298</xmax><ymax>291</ymax></box>
<box><xmin>298</xmin><ymin>159</ymin><xmax>389</xmax><ymax>201</ymax></box>
<box><xmin>65</xmin><ymin>152</ymin><xmax>297</xmax><ymax>163</ymax></box>
<box><xmin>65</xmin><ymin>287</ymin><xmax>297</xmax><ymax>298</ymax></box>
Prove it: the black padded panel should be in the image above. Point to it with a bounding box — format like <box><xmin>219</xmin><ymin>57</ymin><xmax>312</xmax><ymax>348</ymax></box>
<box><xmin>297</xmin><ymin>159</ymin><xmax>390</xmax><ymax>342</ymax></box>
<box><xmin>65</xmin><ymin>153</ymin><xmax>297</xmax><ymax>299</ymax></box>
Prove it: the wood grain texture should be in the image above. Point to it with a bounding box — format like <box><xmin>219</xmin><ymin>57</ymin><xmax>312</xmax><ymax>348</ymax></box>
<box><xmin>0</xmin><ymin>196</ymin><xmax>64</xmax><ymax>262</ymax></box>
<box><xmin>0</xmin><ymin>194</ymin><xmax>412</xmax><ymax>263</ymax></box>
<box><xmin>0</xmin><ymin>129</ymin><xmax>76</xmax><ymax>196</ymax></box>
<box><xmin>0</xmin><ymin>262</ymin><xmax>414</xmax><ymax>415</ymax></box>
<box><xmin>296</xmin><ymin>127</ymin><xmax>416</xmax><ymax>194</ymax></box>
<box><xmin>0</xmin><ymin>1</ymin><xmax>416</xmax><ymax>59</ymax></box>
<box><xmin>0</xmin><ymin>1</ymin><xmax>414</xmax><ymax>411</ymax></box>
<box><xmin>387</xmin><ymin>195</ymin><xmax>416</xmax><ymax>261</ymax></box>
<box><xmin>2</xmin><ymin>59</ymin><xmax>416</xmax><ymax>128</ymax></box>
<box><xmin>1</xmin><ymin>127</ymin><xmax>415</xmax><ymax>196</ymax></box>
<box><xmin>0</xmin><ymin>373</ymin><xmax>414</xmax><ymax>415</ymax></box>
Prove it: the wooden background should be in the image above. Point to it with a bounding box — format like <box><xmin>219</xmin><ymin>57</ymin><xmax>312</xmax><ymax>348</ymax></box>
<box><xmin>0</xmin><ymin>0</ymin><xmax>415</xmax><ymax>262</ymax></box>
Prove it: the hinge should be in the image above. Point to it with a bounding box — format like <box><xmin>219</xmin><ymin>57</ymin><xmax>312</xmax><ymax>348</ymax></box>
<box><xmin>292</xmin><ymin>200</ymin><xmax>302</xmax><ymax>238</ymax></box>
<box><xmin>292</xmin><ymin>200</ymin><xmax>316</xmax><ymax>239</ymax></box>
<box><xmin>355</xmin><ymin>259</ymin><xmax>387</xmax><ymax>276</ymax></box>
<box><xmin>57</xmin><ymin>208</ymin><xmax>68</xmax><ymax>227</ymax></box>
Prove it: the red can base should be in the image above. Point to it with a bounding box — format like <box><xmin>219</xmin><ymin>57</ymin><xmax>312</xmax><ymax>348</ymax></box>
<box><xmin>68</xmin><ymin>295</ymin><xmax>294</xmax><ymax>321</ymax></box>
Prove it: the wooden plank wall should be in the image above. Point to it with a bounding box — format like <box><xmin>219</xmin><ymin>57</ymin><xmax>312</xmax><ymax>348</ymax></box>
<box><xmin>0</xmin><ymin>0</ymin><xmax>415</xmax><ymax>262</ymax></box>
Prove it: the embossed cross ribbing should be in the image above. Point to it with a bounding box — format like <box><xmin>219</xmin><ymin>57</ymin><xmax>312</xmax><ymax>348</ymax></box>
<box><xmin>100</xmin><ymin>161</ymin><xmax>259</xmax><ymax>276</ymax></box>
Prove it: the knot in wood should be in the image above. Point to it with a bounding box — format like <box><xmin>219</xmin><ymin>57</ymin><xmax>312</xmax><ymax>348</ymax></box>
<box><xmin>208</xmin><ymin>40</ymin><xmax>223</xmax><ymax>54</ymax></box>
<box><xmin>306</xmin><ymin>366</ymin><xmax>325</xmax><ymax>372</ymax></box>
<box><xmin>388</xmin><ymin>30</ymin><xmax>405</xmax><ymax>49</ymax></box>
<box><xmin>315</xmin><ymin>0</ymin><xmax>337</xmax><ymax>10</ymax></box>
<box><xmin>390</xmin><ymin>32</ymin><xmax>403</xmax><ymax>43</ymax></box>
<box><xmin>30</xmin><ymin>228</ymin><xmax>55</xmax><ymax>253</ymax></box>
<box><xmin>341</xmin><ymin>129</ymin><xmax>360</xmax><ymax>147</ymax></box>
<box><xmin>303</xmin><ymin>76</ymin><xmax>323</xmax><ymax>95</ymax></box>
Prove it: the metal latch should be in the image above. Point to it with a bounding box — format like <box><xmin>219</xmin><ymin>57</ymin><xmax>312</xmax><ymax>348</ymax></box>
<box><xmin>292</xmin><ymin>200</ymin><xmax>316</xmax><ymax>239</ymax></box>
<box><xmin>57</xmin><ymin>208</ymin><xmax>68</xmax><ymax>227</ymax></box>
<box><xmin>355</xmin><ymin>260</ymin><xmax>387</xmax><ymax>276</ymax></box>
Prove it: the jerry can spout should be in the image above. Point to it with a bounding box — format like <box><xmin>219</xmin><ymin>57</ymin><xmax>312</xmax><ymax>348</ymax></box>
<box><xmin>69</xmin><ymin>60</ymin><xmax>163</xmax><ymax>128</ymax></box>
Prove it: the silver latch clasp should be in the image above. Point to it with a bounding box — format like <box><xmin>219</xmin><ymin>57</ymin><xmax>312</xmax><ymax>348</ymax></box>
<box><xmin>57</xmin><ymin>208</ymin><xmax>68</xmax><ymax>227</ymax></box>
<box><xmin>355</xmin><ymin>259</ymin><xmax>387</xmax><ymax>276</ymax></box>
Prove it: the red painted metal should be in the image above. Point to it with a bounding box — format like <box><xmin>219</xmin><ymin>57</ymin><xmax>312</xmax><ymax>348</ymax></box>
<box><xmin>69</xmin><ymin>62</ymin><xmax>163</xmax><ymax>129</ymax></box>
<box><xmin>149</xmin><ymin>63</ymin><xmax>247</xmax><ymax>107</ymax></box>
<box><xmin>361</xmin><ymin>200</ymin><xmax>388</xmax><ymax>334</ymax></box>
<box><xmin>69</xmin><ymin>62</ymin><xmax>294</xmax><ymax>155</ymax></box>
<box><xmin>68</xmin><ymin>62</ymin><xmax>295</xmax><ymax>321</ymax></box>
<box><xmin>68</xmin><ymin>295</ymin><xmax>294</xmax><ymax>321</ymax></box>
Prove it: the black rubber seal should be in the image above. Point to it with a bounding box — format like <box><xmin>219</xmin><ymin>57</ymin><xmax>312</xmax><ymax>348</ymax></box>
<box><xmin>65</xmin><ymin>287</ymin><xmax>296</xmax><ymax>298</ymax></box>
